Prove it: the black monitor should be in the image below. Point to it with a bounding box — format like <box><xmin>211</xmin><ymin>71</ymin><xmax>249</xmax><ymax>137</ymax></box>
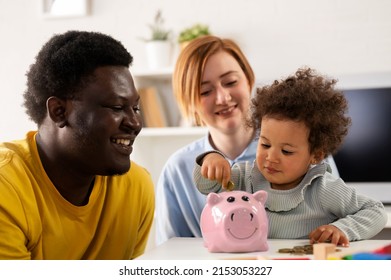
<box><xmin>333</xmin><ymin>87</ymin><xmax>391</xmax><ymax>204</ymax></box>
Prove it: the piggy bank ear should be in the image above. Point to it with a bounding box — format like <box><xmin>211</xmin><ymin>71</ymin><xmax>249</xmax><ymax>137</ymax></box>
<box><xmin>253</xmin><ymin>190</ymin><xmax>268</xmax><ymax>205</ymax></box>
<box><xmin>207</xmin><ymin>193</ymin><xmax>222</xmax><ymax>206</ymax></box>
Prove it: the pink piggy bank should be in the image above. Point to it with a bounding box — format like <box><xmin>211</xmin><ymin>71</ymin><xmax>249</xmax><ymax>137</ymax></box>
<box><xmin>200</xmin><ymin>190</ymin><xmax>269</xmax><ymax>253</ymax></box>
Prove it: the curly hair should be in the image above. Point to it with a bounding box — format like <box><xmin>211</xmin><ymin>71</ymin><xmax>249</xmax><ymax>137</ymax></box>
<box><xmin>23</xmin><ymin>30</ymin><xmax>133</xmax><ymax>125</ymax></box>
<box><xmin>251</xmin><ymin>67</ymin><xmax>351</xmax><ymax>156</ymax></box>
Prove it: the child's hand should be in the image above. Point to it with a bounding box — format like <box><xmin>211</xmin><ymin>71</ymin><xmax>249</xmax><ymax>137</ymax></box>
<box><xmin>309</xmin><ymin>225</ymin><xmax>350</xmax><ymax>247</ymax></box>
<box><xmin>200</xmin><ymin>153</ymin><xmax>232</xmax><ymax>189</ymax></box>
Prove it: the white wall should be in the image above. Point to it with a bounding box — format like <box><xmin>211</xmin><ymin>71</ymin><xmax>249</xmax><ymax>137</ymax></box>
<box><xmin>1</xmin><ymin>0</ymin><xmax>391</xmax><ymax>141</ymax></box>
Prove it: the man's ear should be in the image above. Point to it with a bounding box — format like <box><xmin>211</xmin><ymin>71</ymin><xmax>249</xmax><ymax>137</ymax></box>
<box><xmin>47</xmin><ymin>97</ymin><xmax>68</xmax><ymax>128</ymax></box>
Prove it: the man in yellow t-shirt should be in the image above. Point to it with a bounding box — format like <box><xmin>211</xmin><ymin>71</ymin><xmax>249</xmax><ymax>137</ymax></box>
<box><xmin>0</xmin><ymin>31</ymin><xmax>155</xmax><ymax>259</ymax></box>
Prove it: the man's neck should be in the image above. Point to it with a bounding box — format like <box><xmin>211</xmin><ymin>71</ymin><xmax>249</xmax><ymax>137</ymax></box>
<box><xmin>35</xmin><ymin>131</ymin><xmax>95</xmax><ymax>206</ymax></box>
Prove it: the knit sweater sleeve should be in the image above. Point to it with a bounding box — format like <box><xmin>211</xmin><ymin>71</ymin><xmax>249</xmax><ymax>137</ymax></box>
<box><xmin>317</xmin><ymin>174</ymin><xmax>388</xmax><ymax>241</ymax></box>
<box><xmin>193</xmin><ymin>151</ymin><xmax>253</xmax><ymax>194</ymax></box>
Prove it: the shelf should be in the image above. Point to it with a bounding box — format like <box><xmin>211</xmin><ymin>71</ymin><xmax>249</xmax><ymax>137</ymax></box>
<box><xmin>138</xmin><ymin>126</ymin><xmax>208</xmax><ymax>137</ymax></box>
<box><xmin>133</xmin><ymin>67</ymin><xmax>173</xmax><ymax>79</ymax></box>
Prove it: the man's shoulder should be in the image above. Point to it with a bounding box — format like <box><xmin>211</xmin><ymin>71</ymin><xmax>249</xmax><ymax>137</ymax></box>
<box><xmin>129</xmin><ymin>161</ymin><xmax>152</xmax><ymax>177</ymax></box>
<box><xmin>0</xmin><ymin>145</ymin><xmax>13</xmax><ymax>167</ymax></box>
<box><xmin>117</xmin><ymin>161</ymin><xmax>153</xmax><ymax>183</ymax></box>
<box><xmin>104</xmin><ymin>162</ymin><xmax>154</xmax><ymax>198</ymax></box>
<box><xmin>0</xmin><ymin>138</ymin><xmax>31</xmax><ymax>170</ymax></box>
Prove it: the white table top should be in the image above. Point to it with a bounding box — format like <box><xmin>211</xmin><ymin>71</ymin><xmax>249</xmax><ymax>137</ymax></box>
<box><xmin>137</xmin><ymin>238</ymin><xmax>391</xmax><ymax>260</ymax></box>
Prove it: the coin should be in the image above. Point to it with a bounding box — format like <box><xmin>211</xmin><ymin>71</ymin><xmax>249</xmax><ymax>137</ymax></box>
<box><xmin>278</xmin><ymin>244</ymin><xmax>339</xmax><ymax>255</ymax></box>
<box><xmin>278</xmin><ymin>244</ymin><xmax>314</xmax><ymax>255</ymax></box>
<box><xmin>226</xmin><ymin>181</ymin><xmax>235</xmax><ymax>191</ymax></box>
<box><xmin>278</xmin><ymin>248</ymin><xmax>293</xmax><ymax>253</ymax></box>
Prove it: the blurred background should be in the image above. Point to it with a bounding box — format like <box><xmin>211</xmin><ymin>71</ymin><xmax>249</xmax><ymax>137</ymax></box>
<box><xmin>1</xmin><ymin>0</ymin><xmax>391</xmax><ymax>141</ymax></box>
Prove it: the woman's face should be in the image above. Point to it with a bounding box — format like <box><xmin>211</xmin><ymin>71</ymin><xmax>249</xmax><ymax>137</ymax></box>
<box><xmin>196</xmin><ymin>51</ymin><xmax>251</xmax><ymax>134</ymax></box>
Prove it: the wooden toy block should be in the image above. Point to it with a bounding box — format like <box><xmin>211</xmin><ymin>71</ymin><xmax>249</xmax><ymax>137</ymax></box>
<box><xmin>313</xmin><ymin>243</ymin><xmax>336</xmax><ymax>260</ymax></box>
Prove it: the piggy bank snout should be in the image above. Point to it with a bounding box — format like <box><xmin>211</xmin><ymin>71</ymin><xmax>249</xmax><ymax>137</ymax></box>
<box><xmin>224</xmin><ymin>207</ymin><xmax>261</xmax><ymax>240</ymax></box>
<box><xmin>227</xmin><ymin>208</ymin><xmax>256</xmax><ymax>223</ymax></box>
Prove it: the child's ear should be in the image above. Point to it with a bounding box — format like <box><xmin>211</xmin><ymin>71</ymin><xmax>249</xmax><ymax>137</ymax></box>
<box><xmin>311</xmin><ymin>150</ymin><xmax>325</xmax><ymax>164</ymax></box>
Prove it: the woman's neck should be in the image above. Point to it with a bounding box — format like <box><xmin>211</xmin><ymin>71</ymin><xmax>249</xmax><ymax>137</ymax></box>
<box><xmin>208</xmin><ymin>126</ymin><xmax>255</xmax><ymax>160</ymax></box>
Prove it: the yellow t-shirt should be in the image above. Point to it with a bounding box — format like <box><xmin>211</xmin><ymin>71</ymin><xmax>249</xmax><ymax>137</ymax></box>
<box><xmin>0</xmin><ymin>131</ymin><xmax>155</xmax><ymax>259</ymax></box>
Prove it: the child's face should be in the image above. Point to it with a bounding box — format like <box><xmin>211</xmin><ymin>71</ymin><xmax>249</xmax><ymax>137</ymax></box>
<box><xmin>256</xmin><ymin>117</ymin><xmax>316</xmax><ymax>190</ymax></box>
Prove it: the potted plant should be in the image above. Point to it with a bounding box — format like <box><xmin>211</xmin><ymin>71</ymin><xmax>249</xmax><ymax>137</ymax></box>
<box><xmin>178</xmin><ymin>24</ymin><xmax>210</xmax><ymax>50</ymax></box>
<box><xmin>142</xmin><ymin>10</ymin><xmax>172</xmax><ymax>70</ymax></box>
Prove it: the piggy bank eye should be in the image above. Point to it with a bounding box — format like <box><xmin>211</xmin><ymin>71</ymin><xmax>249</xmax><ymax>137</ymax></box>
<box><xmin>227</xmin><ymin>196</ymin><xmax>235</xmax><ymax>203</ymax></box>
<box><xmin>242</xmin><ymin>196</ymin><xmax>250</xmax><ymax>202</ymax></box>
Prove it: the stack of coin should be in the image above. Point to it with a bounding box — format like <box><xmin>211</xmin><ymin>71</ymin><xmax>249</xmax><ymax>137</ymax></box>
<box><xmin>278</xmin><ymin>244</ymin><xmax>314</xmax><ymax>255</ymax></box>
<box><xmin>278</xmin><ymin>244</ymin><xmax>341</xmax><ymax>255</ymax></box>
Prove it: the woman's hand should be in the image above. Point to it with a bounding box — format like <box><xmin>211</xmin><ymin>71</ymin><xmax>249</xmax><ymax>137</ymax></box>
<box><xmin>200</xmin><ymin>153</ymin><xmax>231</xmax><ymax>189</ymax></box>
<box><xmin>309</xmin><ymin>225</ymin><xmax>349</xmax><ymax>247</ymax></box>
